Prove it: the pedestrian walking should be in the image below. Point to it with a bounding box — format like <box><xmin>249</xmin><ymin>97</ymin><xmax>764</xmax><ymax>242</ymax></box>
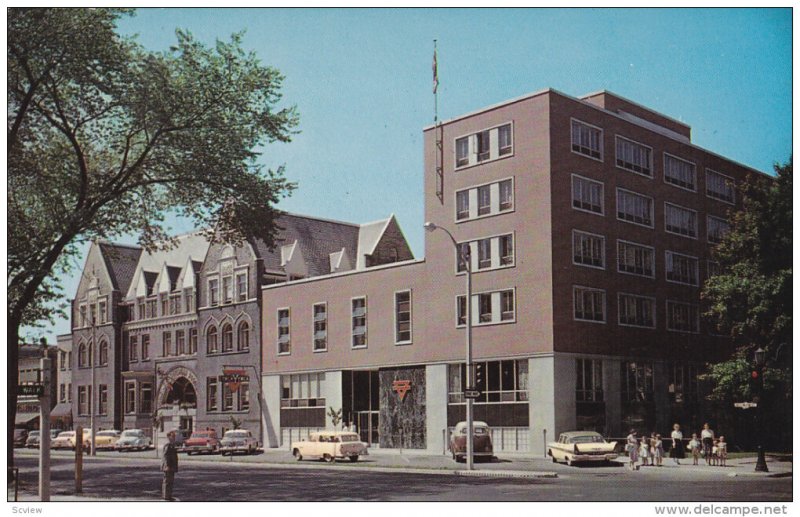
<box><xmin>670</xmin><ymin>423</ymin><xmax>685</xmax><ymax>465</ymax></box>
<box><xmin>649</xmin><ymin>432</ymin><xmax>657</xmax><ymax>464</ymax></box>
<box><xmin>688</xmin><ymin>433</ymin><xmax>701</xmax><ymax>465</ymax></box>
<box><xmin>626</xmin><ymin>429</ymin><xmax>639</xmax><ymax>471</ymax></box>
<box><xmin>701</xmin><ymin>423</ymin><xmax>715</xmax><ymax>465</ymax></box>
<box><xmin>162</xmin><ymin>429</ymin><xmax>179</xmax><ymax>501</ymax></box>
<box><xmin>654</xmin><ymin>434</ymin><xmax>664</xmax><ymax>467</ymax></box>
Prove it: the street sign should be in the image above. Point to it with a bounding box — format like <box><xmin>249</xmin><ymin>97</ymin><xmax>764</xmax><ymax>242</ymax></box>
<box><xmin>734</xmin><ymin>402</ymin><xmax>758</xmax><ymax>409</ymax></box>
<box><xmin>18</xmin><ymin>384</ymin><xmax>44</xmax><ymax>397</ymax></box>
<box><xmin>219</xmin><ymin>373</ymin><xmax>249</xmax><ymax>383</ymax></box>
<box><xmin>464</xmin><ymin>390</ymin><xmax>481</xmax><ymax>399</ymax></box>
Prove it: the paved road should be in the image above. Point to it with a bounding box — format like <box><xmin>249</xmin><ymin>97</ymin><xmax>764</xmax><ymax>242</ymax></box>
<box><xmin>10</xmin><ymin>455</ymin><xmax>791</xmax><ymax>502</ymax></box>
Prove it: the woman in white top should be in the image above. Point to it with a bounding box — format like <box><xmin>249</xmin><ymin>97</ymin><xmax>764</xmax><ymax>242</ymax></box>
<box><xmin>701</xmin><ymin>423</ymin><xmax>715</xmax><ymax>465</ymax></box>
<box><xmin>670</xmin><ymin>423</ymin><xmax>685</xmax><ymax>464</ymax></box>
<box><xmin>626</xmin><ymin>429</ymin><xmax>639</xmax><ymax>471</ymax></box>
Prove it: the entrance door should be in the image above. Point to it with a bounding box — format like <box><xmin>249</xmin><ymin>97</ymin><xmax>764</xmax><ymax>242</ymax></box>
<box><xmin>356</xmin><ymin>411</ymin><xmax>379</xmax><ymax>446</ymax></box>
<box><xmin>179</xmin><ymin>416</ymin><xmax>193</xmax><ymax>432</ymax></box>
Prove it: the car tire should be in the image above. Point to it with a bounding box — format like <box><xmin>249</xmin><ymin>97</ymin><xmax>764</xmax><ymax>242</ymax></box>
<box><xmin>323</xmin><ymin>454</ymin><xmax>335</xmax><ymax>463</ymax></box>
<box><xmin>293</xmin><ymin>449</ymin><xmax>302</xmax><ymax>461</ymax></box>
<box><xmin>348</xmin><ymin>455</ymin><xmax>359</xmax><ymax>462</ymax></box>
<box><xmin>551</xmin><ymin>452</ymin><xmax>557</xmax><ymax>463</ymax></box>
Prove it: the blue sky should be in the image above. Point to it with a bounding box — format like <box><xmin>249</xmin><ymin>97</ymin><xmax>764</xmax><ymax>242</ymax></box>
<box><xmin>33</xmin><ymin>7</ymin><xmax>792</xmax><ymax>343</ymax></box>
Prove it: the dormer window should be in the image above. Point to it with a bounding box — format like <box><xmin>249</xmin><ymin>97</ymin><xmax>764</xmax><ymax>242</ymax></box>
<box><xmin>222</xmin><ymin>276</ymin><xmax>233</xmax><ymax>304</ymax></box>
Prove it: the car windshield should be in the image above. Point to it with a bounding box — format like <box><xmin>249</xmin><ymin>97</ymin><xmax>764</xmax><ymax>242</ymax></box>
<box><xmin>121</xmin><ymin>431</ymin><xmax>141</xmax><ymax>437</ymax></box>
<box><xmin>57</xmin><ymin>432</ymin><xmax>74</xmax><ymax>438</ymax></box>
<box><xmin>98</xmin><ymin>431</ymin><xmax>118</xmax><ymax>436</ymax></box>
<box><xmin>225</xmin><ymin>431</ymin><xmax>248</xmax><ymax>438</ymax></box>
<box><xmin>570</xmin><ymin>434</ymin><xmax>605</xmax><ymax>444</ymax></box>
<box><xmin>28</xmin><ymin>431</ymin><xmax>40</xmax><ymax>437</ymax></box>
<box><xmin>193</xmin><ymin>432</ymin><xmax>212</xmax><ymax>438</ymax></box>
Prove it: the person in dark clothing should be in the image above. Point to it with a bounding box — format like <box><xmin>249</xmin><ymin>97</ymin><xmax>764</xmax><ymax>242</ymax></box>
<box><xmin>162</xmin><ymin>430</ymin><xmax>179</xmax><ymax>501</ymax></box>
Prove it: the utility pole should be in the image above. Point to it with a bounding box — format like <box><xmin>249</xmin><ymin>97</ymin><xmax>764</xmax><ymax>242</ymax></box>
<box><xmin>39</xmin><ymin>351</ymin><xmax>51</xmax><ymax>502</ymax></box>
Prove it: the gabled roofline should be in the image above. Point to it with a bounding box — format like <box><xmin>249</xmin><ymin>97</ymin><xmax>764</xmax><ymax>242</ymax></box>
<box><xmin>279</xmin><ymin>210</ymin><xmax>360</xmax><ymax>228</ymax></box>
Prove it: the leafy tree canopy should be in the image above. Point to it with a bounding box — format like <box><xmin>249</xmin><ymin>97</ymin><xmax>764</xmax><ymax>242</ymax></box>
<box><xmin>702</xmin><ymin>158</ymin><xmax>792</xmax><ymax>401</ymax></box>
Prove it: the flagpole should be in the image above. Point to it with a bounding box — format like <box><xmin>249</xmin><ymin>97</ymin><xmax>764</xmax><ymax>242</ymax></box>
<box><xmin>433</xmin><ymin>39</ymin><xmax>444</xmax><ymax>204</ymax></box>
<box><xmin>433</xmin><ymin>39</ymin><xmax>439</xmax><ymax>124</ymax></box>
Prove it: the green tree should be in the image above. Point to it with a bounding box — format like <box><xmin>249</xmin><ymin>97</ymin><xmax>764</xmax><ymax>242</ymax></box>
<box><xmin>8</xmin><ymin>8</ymin><xmax>299</xmax><ymax>467</ymax></box>
<box><xmin>702</xmin><ymin>158</ymin><xmax>792</xmax><ymax>403</ymax></box>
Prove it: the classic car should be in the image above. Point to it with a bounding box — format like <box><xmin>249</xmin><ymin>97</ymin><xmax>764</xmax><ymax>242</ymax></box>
<box><xmin>14</xmin><ymin>429</ymin><xmax>29</xmax><ymax>448</ymax></box>
<box><xmin>173</xmin><ymin>429</ymin><xmax>192</xmax><ymax>450</ymax></box>
<box><xmin>184</xmin><ymin>429</ymin><xmax>220</xmax><ymax>455</ymax></box>
<box><xmin>24</xmin><ymin>430</ymin><xmax>40</xmax><ymax>448</ymax></box>
<box><xmin>291</xmin><ymin>431</ymin><xmax>369</xmax><ymax>463</ymax></box>
<box><xmin>94</xmin><ymin>430</ymin><xmax>121</xmax><ymax>450</ymax></box>
<box><xmin>547</xmin><ymin>431</ymin><xmax>618</xmax><ymax>466</ymax></box>
<box><xmin>219</xmin><ymin>429</ymin><xmax>259</xmax><ymax>455</ymax></box>
<box><xmin>115</xmin><ymin>429</ymin><xmax>152</xmax><ymax>451</ymax></box>
<box><xmin>51</xmin><ymin>429</ymin><xmax>92</xmax><ymax>451</ymax></box>
<box><xmin>448</xmin><ymin>421</ymin><xmax>494</xmax><ymax>462</ymax></box>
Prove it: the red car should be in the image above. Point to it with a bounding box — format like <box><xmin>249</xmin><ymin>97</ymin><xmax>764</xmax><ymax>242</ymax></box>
<box><xmin>183</xmin><ymin>429</ymin><xmax>220</xmax><ymax>455</ymax></box>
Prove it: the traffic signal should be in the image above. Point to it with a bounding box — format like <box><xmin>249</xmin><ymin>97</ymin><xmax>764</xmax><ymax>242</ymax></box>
<box><xmin>473</xmin><ymin>363</ymin><xmax>485</xmax><ymax>390</ymax></box>
<box><xmin>749</xmin><ymin>369</ymin><xmax>762</xmax><ymax>397</ymax></box>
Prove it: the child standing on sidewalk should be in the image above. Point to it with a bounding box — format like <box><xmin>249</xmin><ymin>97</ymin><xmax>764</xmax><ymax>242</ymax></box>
<box><xmin>654</xmin><ymin>434</ymin><xmax>664</xmax><ymax>467</ymax></box>
<box><xmin>711</xmin><ymin>439</ymin><xmax>719</xmax><ymax>466</ymax></box>
<box><xmin>688</xmin><ymin>433</ymin><xmax>701</xmax><ymax>465</ymax></box>
<box><xmin>717</xmin><ymin>436</ymin><xmax>727</xmax><ymax>467</ymax></box>
<box><xmin>639</xmin><ymin>436</ymin><xmax>650</xmax><ymax>467</ymax></box>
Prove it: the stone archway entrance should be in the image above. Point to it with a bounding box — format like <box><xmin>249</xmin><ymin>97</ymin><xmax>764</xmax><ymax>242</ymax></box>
<box><xmin>155</xmin><ymin>366</ymin><xmax>199</xmax><ymax>447</ymax></box>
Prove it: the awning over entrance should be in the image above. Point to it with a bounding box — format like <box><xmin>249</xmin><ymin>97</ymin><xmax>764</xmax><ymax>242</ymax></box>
<box><xmin>50</xmin><ymin>402</ymin><xmax>72</xmax><ymax>417</ymax></box>
<box><xmin>15</xmin><ymin>412</ymin><xmax>39</xmax><ymax>425</ymax></box>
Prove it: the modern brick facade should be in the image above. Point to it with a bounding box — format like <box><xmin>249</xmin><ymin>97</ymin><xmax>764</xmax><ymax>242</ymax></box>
<box><xmin>261</xmin><ymin>89</ymin><xmax>761</xmax><ymax>453</ymax></box>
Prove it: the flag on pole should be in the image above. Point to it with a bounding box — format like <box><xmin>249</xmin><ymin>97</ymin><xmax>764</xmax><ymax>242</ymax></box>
<box><xmin>432</xmin><ymin>45</ymin><xmax>439</xmax><ymax>94</ymax></box>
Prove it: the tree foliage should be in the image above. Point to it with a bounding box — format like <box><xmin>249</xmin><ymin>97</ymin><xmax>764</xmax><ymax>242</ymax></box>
<box><xmin>7</xmin><ymin>7</ymin><xmax>299</xmax><ymax>467</ymax></box>
<box><xmin>701</xmin><ymin>158</ymin><xmax>792</xmax><ymax>401</ymax></box>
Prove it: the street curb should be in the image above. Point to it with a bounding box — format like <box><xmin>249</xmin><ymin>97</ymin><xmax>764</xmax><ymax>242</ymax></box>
<box><xmin>453</xmin><ymin>470</ymin><xmax>558</xmax><ymax>479</ymax></box>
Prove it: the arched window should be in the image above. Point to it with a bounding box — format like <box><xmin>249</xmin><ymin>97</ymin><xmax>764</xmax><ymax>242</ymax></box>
<box><xmin>99</xmin><ymin>340</ymin><xmax>109</xmax><ymax>366</ymax></box>
<box><xmin>78</xmin><ymin>344</ymin><xmax>87</xmax><ymax>367</ymax></box>
<box><xmin>88</xmin><ymin>342</ymin><xmax>94</xmax><ymax>366</ymax></box>
<box><xmin>165</xmin><ymin>377</ymin><xmax>197</xmax><ymax>407</ymax></box>
<box><xmin>207</xmin><ymin>325</ymin><xmax>218</xmax><ymax>353</ymax></box>
<box><xmin>222</xmin><ymin>323</ymin><xmax>233</xmax><ymax>352</ymax></box>
<box><xmin>237</xmin><ymin>321</ymin><xmax>250</xmax><ymax>351</ymax></box>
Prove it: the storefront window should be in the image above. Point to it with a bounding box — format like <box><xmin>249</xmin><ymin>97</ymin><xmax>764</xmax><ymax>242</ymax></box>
<box><xmin>448</xmin><ymin>360</ymin><xmax>528</xmax><ymax>404</ymax></box>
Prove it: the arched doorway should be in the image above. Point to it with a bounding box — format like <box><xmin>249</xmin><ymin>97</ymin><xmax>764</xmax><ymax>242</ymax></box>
<box><xmin>156</xmin><ymin>367</ymin><xmax>199</xmax><ymax>439</ymax></box>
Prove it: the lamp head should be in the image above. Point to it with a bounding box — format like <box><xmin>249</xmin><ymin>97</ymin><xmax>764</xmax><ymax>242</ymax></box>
<box><xmin>754</xmin><ymin>347</ymin><xmax>766</xmax><ymax>367</ymax></box>
<box><xmin>423</xmin><ymin>222</ymin><xmax>437</xmax><ymax>232</ymax></box>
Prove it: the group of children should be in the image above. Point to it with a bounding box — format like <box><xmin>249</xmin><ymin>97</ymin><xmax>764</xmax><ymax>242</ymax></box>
<box><xmin>626</xmin><ymin>425</ymin><xmax>727</xmax><ymax>471</ymax></box>
<box><xmin>687</xmin><ymin>433</ymin><xmax>728</xmax><ymax>466</ymax></box>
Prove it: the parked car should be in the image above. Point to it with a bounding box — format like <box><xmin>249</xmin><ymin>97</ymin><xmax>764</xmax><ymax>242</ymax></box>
<box><xmin>115</xmin><ymin>429</ymin><xmax>152</xmax><ymax>451</ymax></box>
<box><xmin>24</xmin><ymin>430</ymin><xmax>39</xmax><ymax>448</ymax></box>
<box><xmin>51</xmin><ymin>429</ymin><xmax>92</xmax><ymax>451</ymax></box>
<box><xmin>184</xmin><ymin>429</ymin><xmax>220</xmax><ymax>455</ymax></box>
<box><xmin>14</xmin><ymin>429</ymin><xmax>29</xmax><ymax>448</ymax></box>
<box><xmin>291</xmin><ymin>431</ymin><xmax>369</xmax><ymax>463</ymax></box>
<box><xmin>449</xmin><ymin>421</ymin><xmax>494</xmax><ymax>462</ymax></box>
<box><xmin>94</xmin><ymin>430</ymin><xmax>121</xmax><ymax>450</ymax></box>
<box><xmin>547</xmin><ymin>431</ymin><xmax>618</xmax><ymax>466</ymax></box>
<box><xmin>219</xmin><ymin>429</ymin><xmax>259</xmax><ymax>456</ymax></box>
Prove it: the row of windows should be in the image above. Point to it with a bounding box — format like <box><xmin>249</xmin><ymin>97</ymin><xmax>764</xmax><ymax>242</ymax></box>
<box><xmin>573</xmin><ymin>230</ymin><xmax>718</xmax><ymax>287</ymax></box>
<box><xmin>456</xmin><ymin>233</ymin><xmax>514</xmax><ymax>273</ymax></box>
<box><xmin>281</xmin><ymin>373</ymin><xmax>326</xmax><ymax>408</ymax></box>
<box><xmin>578</xmin><ymin>359</ymin><xmax>700</xmax><ymax>404</ymax></box>
<box><xmin>122</xmin><ymin>381</ymin><xmax>153</xmax><ymax>415</ymax></box>
<box><xmin>573</xmin><ymin>286</ymin><xmax>700</xmax><ymax>332</ymax></box>
<box><xmin>456</xmin><ymin>288</ymin><xmax>515</xmax><ymax>326</ymax></box>
<box><xmin>131</xmin><ymin>288</ymin><xmax>194</xmax><ymax>322</ymax></box>
<box><xmin>59</xmin><ymin>383</ymin><xmax>72</xmax><ymax>404</ymax></box>
<box><xmin>570</xmin><ymin>119</ymin><xmax>737</xmax><ymax>204</ymax></box>
<box><xmin>455</xmin><ymin>123</ymin><xmax>513</xmax><ymax>168</ymax></box>
<box><xmin>75</xmin><ymin>299</ymin><xmax>108</xmax><ymax>328</ymax></box>
<box><xmin>206</xmin><ymin>321</ymin><xmax>250</xmax><ymax>354</ymax></box>
<box><xmin>76</xmin><ymin>341</ymin><xmax>109</xmax><ymax>368</ymax></box>
<box><xmin>206</xmin><ymin>378</ymin><xmax>250</xmax><ymax>412</ymax></box>
<box><xmin>277</xmin><ymin>291</ymin><xmax>413</xmax><ymax>355</ymax></box>
<box><xmin>455</xmin><ymin>178</ymin><xmax>514</xmax><ymax>222</ymax></box>
<box><xmin>207</xmin><ymin>271</ymin><xmax>249</xmax><ymax>307</ymax></box>
<box><xmin>77</xmin><ymin>385</ymin><xmax>110</xmax><ymax>416</ymax></box>
<box><xmin>571</xmin><ymin>175</ymin><xmax>731</xmax><ymax>241</ymax></box>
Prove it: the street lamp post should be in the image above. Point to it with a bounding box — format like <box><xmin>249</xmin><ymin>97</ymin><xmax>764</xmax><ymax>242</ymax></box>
<box><xmin>424</xmin><ymin>222</ymin><xmax>474</xmax><ymax>470</ymax></box>
<box><xmin>89</xmin><ymin>309</ymin><xmax>96</xmax><ymax>456</ymax></box>
<box><xmin>753</xmin><ymin>347</ymin><xmax>768</xmax><ymax>473</ymax></box>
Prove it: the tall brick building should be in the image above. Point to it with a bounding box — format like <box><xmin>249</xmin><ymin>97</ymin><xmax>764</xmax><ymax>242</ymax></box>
<box><xmin>260</xmin><ymin>89</ymin><xmax>761</xmax><ymax>453</ymax></box>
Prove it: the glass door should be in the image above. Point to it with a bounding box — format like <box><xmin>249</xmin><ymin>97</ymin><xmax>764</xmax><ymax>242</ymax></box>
<box><xmin>356</xmin><ymin>411</ymin><xmax>379</xmax><ymax>446</ymax></box>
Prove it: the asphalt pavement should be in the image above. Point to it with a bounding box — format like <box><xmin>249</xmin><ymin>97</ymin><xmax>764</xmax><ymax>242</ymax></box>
<box><xmin>7</xmin><ymin>447</ymin><xmax>792</xmax><ymax>502</ymax></box>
